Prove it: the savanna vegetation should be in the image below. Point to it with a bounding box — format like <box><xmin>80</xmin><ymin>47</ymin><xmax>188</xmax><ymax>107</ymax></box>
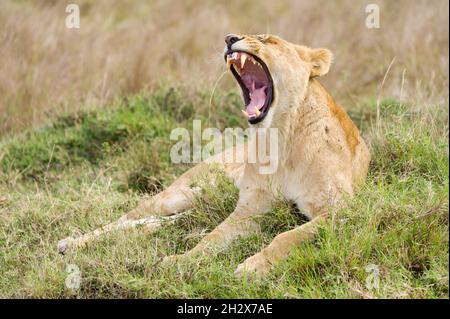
<box><xmin>0</xmin><ymin>0</ymin><xmax>448</xmax><ymax>298</ymax></box>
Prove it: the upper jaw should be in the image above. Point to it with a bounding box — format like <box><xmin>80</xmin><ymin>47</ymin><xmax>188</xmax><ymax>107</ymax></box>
<box><xmin>224</xmin><ymin>50</ymin><xmax>274</xmax><ymax>125</ymax></box>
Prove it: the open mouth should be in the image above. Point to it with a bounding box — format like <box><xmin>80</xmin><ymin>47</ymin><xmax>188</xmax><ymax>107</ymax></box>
<box><xmin>224</xmin><ymin>50</ymin><xmax>274</xmax><ymax>124</ymax></box>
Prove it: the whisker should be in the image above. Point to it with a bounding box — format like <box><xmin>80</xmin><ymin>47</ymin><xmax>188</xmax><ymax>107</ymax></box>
<box><xmin>208</xmin><ymin>69</ymin><xmax>228</xmax><ymax>127</ymax></box>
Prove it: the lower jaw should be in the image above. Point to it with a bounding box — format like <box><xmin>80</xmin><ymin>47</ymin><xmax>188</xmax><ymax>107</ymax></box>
<box><xmin>247</xmin><ymin>111</ymin><xmax>267</xmax><ymax>124</ymax></box>
<box><xmin>242</xmin><ymin>91</ymin><xmax>272</xmax><ymax>125</ymax></box>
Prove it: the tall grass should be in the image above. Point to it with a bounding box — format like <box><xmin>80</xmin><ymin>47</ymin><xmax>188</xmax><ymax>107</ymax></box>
<box><xmin>0</xmin><ymin>0</ymin><xmax>448</xmax><ymax>134</ymax></box>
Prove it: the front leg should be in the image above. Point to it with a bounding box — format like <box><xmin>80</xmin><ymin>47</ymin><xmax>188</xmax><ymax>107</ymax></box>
<box><xmin>235</xmin><ymin>213</ymin><xmax>328</xmax><ymax>278</ymax></box>
<box><xmin>163</xmin><ymin>188</ymin><xmax>273</xmax><ymax>263</ymax></box>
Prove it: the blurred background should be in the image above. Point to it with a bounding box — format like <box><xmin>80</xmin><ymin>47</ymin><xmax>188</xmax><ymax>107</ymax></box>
<box><xmin>0</xmin><ymin>0</ymin><xmax>448</xmax><ymax>134</ymax></box>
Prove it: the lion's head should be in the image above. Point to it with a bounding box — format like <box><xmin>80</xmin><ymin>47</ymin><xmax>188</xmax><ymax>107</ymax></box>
<box><xmin>224</xmin><ymin>34</ymin><xmax>333</xmax><ymax>126</ymax></box>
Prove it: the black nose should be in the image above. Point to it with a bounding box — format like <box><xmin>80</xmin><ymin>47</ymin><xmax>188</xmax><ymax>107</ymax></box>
<box><xmin>225</xmin><ymin>34</ymin><xmax>241</xmax><ymax>48</ymax></box>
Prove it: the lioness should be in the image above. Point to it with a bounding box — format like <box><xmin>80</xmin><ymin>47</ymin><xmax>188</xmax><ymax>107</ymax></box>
<box><xmin>58</xmin><ymin>34</ymin><xmax>371</xmax><ymax>277</ymax></box>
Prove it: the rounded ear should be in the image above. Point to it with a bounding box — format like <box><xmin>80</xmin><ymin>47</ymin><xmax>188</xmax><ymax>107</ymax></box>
<box><xmin>295</xmin><ymin>45</ymin><xmax>334</xmax><ymax>77</ymax></box>
<box><xmin>309</xmin><ymin>48</ymin><xmax>333</xmax><ymax>77</ymax></box>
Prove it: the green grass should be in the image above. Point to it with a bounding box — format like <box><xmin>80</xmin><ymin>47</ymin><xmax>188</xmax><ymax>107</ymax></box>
<box><xmin>0</xmin><ymin>87</ymin><xmax>448</xmax><ymax>298</ymax></box>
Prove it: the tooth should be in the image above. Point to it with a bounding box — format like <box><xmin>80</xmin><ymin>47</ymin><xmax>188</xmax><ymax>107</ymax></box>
<box><xmin>241</xmin><ymin>110</ymin><xmax>249</xmax><ymax>117</ymax></box>
<box><xmin>226</xmin><ymin>57</ymin><xmax>231</xmax><ymax>69</ymax></box>
<box><xmin>241</xmin><ymin>54</ymin><xmax>247</xmax><ymax>68</ymax></box>
<box><xmin>254</xmin><ymin>107</ymin><xmax>261</xmax><ymax>116</ymax></box>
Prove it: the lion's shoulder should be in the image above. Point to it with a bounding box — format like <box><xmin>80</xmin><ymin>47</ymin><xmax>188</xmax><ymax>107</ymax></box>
<box><xmin>312</xmin><ymin>80</ymin><xmax>360</xmax><ymax>156</ymax></box>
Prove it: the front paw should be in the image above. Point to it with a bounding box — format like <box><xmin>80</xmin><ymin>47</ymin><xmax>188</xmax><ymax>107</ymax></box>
<box><xmin>234</xmin><ymin>252</ymin><xmax>272</xmax><ymax>278</ymax></box>
<box><xmin>57</xmin><ymin>237</ymin><xmax>74</xmax><ymax>254</ymax></box>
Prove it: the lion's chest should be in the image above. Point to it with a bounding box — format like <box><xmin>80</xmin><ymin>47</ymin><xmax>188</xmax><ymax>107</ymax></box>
<box><xmin>268</xmin><ymin>166</ymin><xmax>313</xmax><ymax>215</ymax></box>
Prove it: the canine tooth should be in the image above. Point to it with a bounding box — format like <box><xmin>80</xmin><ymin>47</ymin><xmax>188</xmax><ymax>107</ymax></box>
<box><xmin>240</xmin><ymin>54</ymin><xmax>247</xmax><ymax>68</ymax></box>
<box><xmin>241</xmin><ymin>110</ymin><xmax>249</xmax><ymax>117</ymax></box>
<box><xmin>226</xmin><ymin>57</ymin><xmax>231</xmax><ymax>69</ymax></box>
<box><xmin>254</xmin><ymin>107</ymin><xmax>261</xmax><ymax>116</ymax></box>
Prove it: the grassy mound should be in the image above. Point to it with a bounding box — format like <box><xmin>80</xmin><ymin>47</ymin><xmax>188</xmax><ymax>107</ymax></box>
<box><xmin>0</xmin><ymin>87</ymin><xmax>447</xmax><ymax>298</ymax></box>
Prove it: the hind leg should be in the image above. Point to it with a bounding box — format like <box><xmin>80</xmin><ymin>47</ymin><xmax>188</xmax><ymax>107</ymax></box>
<box><xmin>57</xmin><ymin>163</ymin><xmax>210</xmax><ymax>254</ymax></box>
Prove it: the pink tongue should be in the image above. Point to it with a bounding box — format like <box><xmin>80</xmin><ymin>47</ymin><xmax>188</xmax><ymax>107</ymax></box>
<box><xmin>246</xmin><ymin>86</ymin><xmax>267</xmax><ymax>116</ymax></box>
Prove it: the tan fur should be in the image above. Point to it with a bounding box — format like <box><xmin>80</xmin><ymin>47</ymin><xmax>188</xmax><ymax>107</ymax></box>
<box><xmin>58</xmin><ymin>34</ymin><xmax>371</xmax><ymax>277</ymax></box>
